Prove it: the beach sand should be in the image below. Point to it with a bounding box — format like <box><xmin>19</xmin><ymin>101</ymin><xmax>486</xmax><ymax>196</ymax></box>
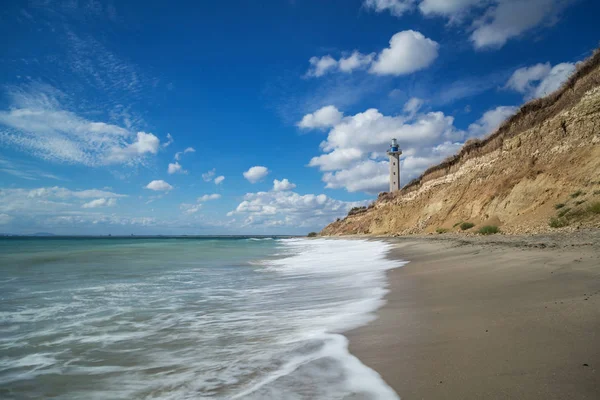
<box><xmin>347</xmin><ymin>231</ymin><xmax>600</xmax><ymax>400</ymax></box>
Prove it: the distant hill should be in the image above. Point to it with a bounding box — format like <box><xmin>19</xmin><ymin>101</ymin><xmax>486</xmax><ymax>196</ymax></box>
<box><xmin>322</xmin><ymin>49</ymin><xmax>600</xmax><ymax>236</ymax></box>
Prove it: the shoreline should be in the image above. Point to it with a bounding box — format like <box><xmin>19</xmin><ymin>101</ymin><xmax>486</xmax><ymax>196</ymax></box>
<box><xmin>346</xmin><ymin>230</ymin><xmax>600</xmax><ymax>399</ymax></box>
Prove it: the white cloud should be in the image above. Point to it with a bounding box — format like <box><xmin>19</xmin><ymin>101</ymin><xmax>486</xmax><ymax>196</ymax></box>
<box><xmin>228</xmin><ymin>189</ymin><xmax>367</xmax><ymax>229</ymax></box>
<box><xmin>145</xmin><ymin>180</ymin><xmax>173</xmax><ymax>191</ymax></box>
<box><xmin>419</xmin><ymin>0</ymin><xmax>482</xmax><ymax>16</ymax></box>
<box><xmin>370</xmin><ymin>30</ymin><xmax>439</xmax><ymax>76</ymax></box>
<box><xmin>306</xmin><ymin>31</ymin><xmax>438</xmax><ymax>78</ymax></box>
<box><xmin>304</xmin><ymin>98</ymin><xmax>468</xmax><ymax>193</ymax></box>
<box><xmin>0</xmin><ymin>214</ymin><xmax>13</xmax><ymax>225</ymax></box>
<box><xmin>180</xmin><ymin>203</ymin><xmax>202</xmax><ymax>214</ymax></box>
<box><xmin>82</xmin><ymin>198</ymin><xmax>117</xmax><ymax>208</ymax></box>
<box><xmin>307</xmin><ymin>55</ymin><xmax>338</xmax><ymax>77</ymax></box>
<box><xmin>0</xmin><ymin>187</ymin><xmax>126</xmax><ymax>218</ymax></box>
<box><xmin>168</xmin><ymin>161</ymin><xmax>187</xmax><ymax>174</ymax></box>
<box><xmin>273</xmin><ymin>179</ymin><xmax>297</xmax><ymax>192</ymax></box>
<box><xmin>0</xmin><ymin>85</ymin><xmax>162</xmax><ymax>167</ymax></box>
<box><xmin>297</xmin><ymin>105</ymin><xmax>343</xmax><ymax>129</ymax></box>
<box><xmin>470</xmin><ymin>0</ymin><xmax>569</xmax><ymax>49</ymax></box>
<box><xmin>323</xmin><ymin>160</ymin><xmax>391</xmax><ymax>193</ymax></box>
<box><xmin>162</xmin><ymin>133</ymin><xmax>174</xmax><ymax>148</ymax></box>
<box><xmin>198</xmin><ymin>194</ymin><xmax>221</xmax><ymax>202</ymax></box>
<box><xmin>364</xmin><ymin>0</ymin><xmax>416</xmax><ymax>16</ymax></box>
<box><xmin>202</xmin><ymin>168</ymin><xmax>216</xmax><ymax>182</ymax></box>
<box><xmin>403</xmin><ymin>97</ymin><xmax>424</xmax><ymax>116</ymax></box>
<box><xmin>364</xmin><ymin>0</ymin><xmax>575</xmax><ymax>50</ymax></box>
<box><xmin>338</xmin><ymin>51</ymin><xmax>376</xmax><ymax>73</ymax></box>
<box><xmin>506</xmin><ymin>62</ymin><xmax>576</xmax><ymax>99</ymax></box>
<box><xmin>468</xmin><ymin>106</ymin><xmax>517</xmax><ymax>137</ymax></box>
<box><xmin>174</xmin><ymin>147</ymin><xmax>195</xmax><ymax>161</ymax></box>
<box><xmin>243</xmin><ymin>166</ymin><xmax>269</xmax><ymax>183</ymax></box>
<box><xmin>214</xmin><ymin>175</ymin><xmax>225</xmax><ymax>185</ymax></box>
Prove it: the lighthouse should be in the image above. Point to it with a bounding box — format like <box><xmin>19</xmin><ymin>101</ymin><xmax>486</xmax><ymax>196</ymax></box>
<box><xmin>387</xmin><ymin>138</ymin><xmax>402</xmax><ymax>192</ymax></box>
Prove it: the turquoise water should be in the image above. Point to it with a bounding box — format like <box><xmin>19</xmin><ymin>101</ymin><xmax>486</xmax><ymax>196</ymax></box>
<box><xmin>0</xmin><ymin>237</ymin><xmax>402</xmax><ymax>399</ymax></box>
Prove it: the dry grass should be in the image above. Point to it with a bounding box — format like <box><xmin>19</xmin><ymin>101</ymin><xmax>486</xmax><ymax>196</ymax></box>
<box><xmin>401</xmin><ymin>48</ymin><xmax>600</xmax><ymax>194</ymax></box>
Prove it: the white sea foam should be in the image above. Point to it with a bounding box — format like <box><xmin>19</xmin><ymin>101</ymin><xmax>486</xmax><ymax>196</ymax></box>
<box><xmin>0</xmin><ymin>237</ymin><xmax>405</xmax><ymax>399</ymax></box>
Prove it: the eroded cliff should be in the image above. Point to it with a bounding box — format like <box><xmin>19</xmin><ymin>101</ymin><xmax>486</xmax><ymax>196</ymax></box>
<box><xmin>322</xmin><ymin>50</ymin><xmax>600</xmax><ymax>236</ymax></box>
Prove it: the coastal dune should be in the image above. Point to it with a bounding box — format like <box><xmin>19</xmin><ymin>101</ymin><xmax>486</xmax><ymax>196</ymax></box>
<box><xmin>348</xmin><ymin>232</ymin><xmax>600</xmax><ymax>399</ymax></box>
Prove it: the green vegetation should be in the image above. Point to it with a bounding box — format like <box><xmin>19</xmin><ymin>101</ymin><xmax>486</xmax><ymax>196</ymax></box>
<box><xmin>549</xmin><ymin>217</ymin><xmax>568</xmax><ymax>228</ymax></box>
<box><xmin>453</xmin><ymin>221</ymin><xmax>462</xmax><ymax>228</ymax></box>
<box><xmin>554</xmin><ymin>203</ymin><xmax>565</xmax><ymax>209</ymax></box>
<box><xmin>307</xmin><ymin>232</ymin><xmax>318</xmax><ymax>237</ymax></box>
<box><xmin>575</xmin><ymin>200</ymin><xmax>586</xmax><ymax>206</ymax></box>
<box><xmin>557</xmin><ymin>208</ymin><xmax>571</xmax><ymax>218</ymax></box>
<box><xmin>460</xmin><ymin>222</ymin><xmax>475</xmax><ymax>231</ymax></box>
<box><xmin>570</xmin><ymin>190</ymin><xmax>585</xmax><ymax>198</ymax></box>
<box><xmin>589</xmin><ymin>202</ymin><xmax>600</xmax><ymax>215</ymax></box>
<box><xmin>436</xmin><ymin>228</ymin><xmax>449</xmax><ymax>234</ymax></box>
<box><xmin>478</xmin><ymin>225</ymin><xmax>500</xmax><ymax>235</ymax></box>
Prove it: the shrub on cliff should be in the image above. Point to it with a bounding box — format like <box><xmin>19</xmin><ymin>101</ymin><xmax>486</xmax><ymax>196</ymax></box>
<box><xmin>307</xmin><ymin>232</ymin><xmax>318</xmax><ymax>237</ymax></box>
<box><xmin>478</xmin><ymin>225</ymin><xmax>499</xmax><ymax>235</ymax></box>
<box><xmin>460</xmin><ymin>222</ymin><xmax>475</xmax><ymax>230</ymax></box>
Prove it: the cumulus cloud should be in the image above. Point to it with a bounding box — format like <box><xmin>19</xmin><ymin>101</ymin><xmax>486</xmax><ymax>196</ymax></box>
<box><xmin>145</xmin><ymin>180</ymin><xmax>173</xmax><ymax>191</ymax></box>
<box><xmin>307</xmin><ymin>55</ymin><xmax>339</xmax><ymax>77</ymax></box>
<box><xmin>162</xmin><ymin>133</ymin><xmax>174</xmax><ymax>148</ymax></box>
<box><xmin>228</xmin><ymin>189</ymin><xmax>367</xmax><ymax>229</ymax></box>
<box><xmin>0</xmin><ymin>85</ymin><xmax>162</xmax><ymax>166</ymax></box>
<box><xmin>273</xmin><ymin>179</ymin><xmax>297</xmax><ymax>192</ymax></box>
<box><xmin>301</xmin><ymin>98</ymin><xmax>470</xmax><ymax>193</ymax></box>
<box><xmin>82</xmin><ymin>198</ymin><xmax>117</xmax><ymax>208</ymax></box>
<box><xmin>198</xmin><ymin>194</ymin><xmax>221</xmax><ymax>202</ymax></box>
<box><xmin>468</xmin><ymin>105</ymin><xmax>517</xmax><ymax>137</ymax></box>
<box><xmin>243</xmin><ymin>166</ymin><xmax>269</xmax><ymax>183</ymax></box>
<box><xmin>364</xmin><ymin>0</ymin><xmax>575</xmax><ymax>50</ymax></box>
<box><xmin>419</xmin><ymin>0</ymin><xmax>482</xmax><ymax>16</ymax></box>
<box><xmin>168</xmin><ymin>161</ymin><xmax>187</xmax><ymax>174</ymax></box>
<box><xmin>174</xmin><ymin>147</ymin><xmax>195</xmax><ymax>161</ymax></box>
<box><xmin>306</xmin><ymin>31</ymin><xmax>437</xmax><ymax>78</ymax></box>
<box><xmin>370</xmin><ymin>30</ymin><xmax>439</xmax><ymax>76</ymax></box>
<box><xmin>202</xmin><ymin>168</ymin><xmax>216</xmax><ymax>182</ymax></box>
<box><xmin>364</xmin><ymin>0</ymin><xmax>415</xmax><ymax>16</ymax></box>
<box><xmin>297</xmin><ymin>105</ymin><xmax>343</xmax><ymax>129</ymax></box>
<box><xmin>214</xmin><ymin>175</ymin><xmax>225</xmax><ymax>185</ymax></box>
<box><xmin>470</xmin><ymin>0</ymin><xmax>572</xmax><ymax>49</ymax></box>
<box><xmin>505</xmin><ymin>62</ymin><xmax>576</xmax><ymax>99</ymax></box>
<box><xmin>0</xmin><ymin>187</ymin><xmax>126</xmax><ymax>219</ymax></box>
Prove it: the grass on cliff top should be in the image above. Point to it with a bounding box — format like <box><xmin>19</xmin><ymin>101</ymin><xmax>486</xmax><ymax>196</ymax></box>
<box><xmin>478</xmin><ymin>225</ymin><xmax>500</xmax><ymax>235</ymax></box>
<box><xmin>460</xmin><ymin>222</ymin><xmax>475</xmax><ymax>230</ymax></box>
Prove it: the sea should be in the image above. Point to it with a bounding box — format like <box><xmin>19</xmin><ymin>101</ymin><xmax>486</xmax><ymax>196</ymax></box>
<box><xmin>0</xmin><ymin>237</ymin><xmax>404</xmax><ymax>399</ymax></box>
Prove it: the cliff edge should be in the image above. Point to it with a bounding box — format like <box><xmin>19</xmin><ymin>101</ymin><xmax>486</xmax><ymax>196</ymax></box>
<box><xmin>321</xmin><ymin>50</ymin><xmax>600</xmax><ymax>236</ymax></box>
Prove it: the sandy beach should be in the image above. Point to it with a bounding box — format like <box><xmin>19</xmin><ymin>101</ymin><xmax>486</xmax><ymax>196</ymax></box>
<box><xmin>347</xmin><ymin>230</ymin><xmax>600</xmax><ymax>400</ymax></box>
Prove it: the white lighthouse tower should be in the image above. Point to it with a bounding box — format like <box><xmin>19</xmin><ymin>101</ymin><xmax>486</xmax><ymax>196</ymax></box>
<box><xmin>387</xmin><ymin>138</ymin><xmax>402</xmax><ymax>192</ymax></box>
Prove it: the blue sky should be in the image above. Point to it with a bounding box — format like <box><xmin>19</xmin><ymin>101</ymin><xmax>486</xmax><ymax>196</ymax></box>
<box><xmin>0</xmin><ymin>0</ymin><xmax>598</xmax><ymax>235</ymax></box>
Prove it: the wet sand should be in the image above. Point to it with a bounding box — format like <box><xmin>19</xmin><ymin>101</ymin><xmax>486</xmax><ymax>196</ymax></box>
<box><xmin>347</xmin><ymin>231</ymin><xmax>600</xmax><ymax>399</ymax></box>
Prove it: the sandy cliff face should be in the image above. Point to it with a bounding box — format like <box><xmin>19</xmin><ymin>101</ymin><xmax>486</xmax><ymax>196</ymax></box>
<box><xmin>322</xmin><ymin>52</ymin><xmax>600</xmax><ymax>236</ymax></box>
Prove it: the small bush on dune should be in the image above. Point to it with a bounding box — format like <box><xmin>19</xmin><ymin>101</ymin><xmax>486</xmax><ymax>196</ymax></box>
<box><xmin>436</xmin><ymin>228</ymin><xmax>449</xmax><ymax>234</ymax></box>
<box><xmin>549</xmin><ymin>217</ymin><xmax>568</xmax><ymax>228</ymax></box>
<box><xmin>460</xmin><ymin>222</ymin><xmax>475</xmax><ymax>230</ymax></box>
<box><xmin>554</xmin><ymin>203</ymin><xmax>565</xmax><ymax>209</ymax></box>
